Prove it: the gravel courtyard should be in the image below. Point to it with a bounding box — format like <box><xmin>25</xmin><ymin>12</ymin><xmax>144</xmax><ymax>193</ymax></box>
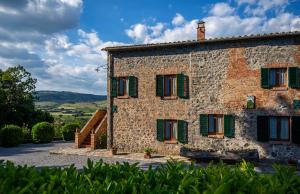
<box><xmin>0</xmin><ymin>141</ymin><xmax>174</xmax><ymax>170</ymax></box>
<box><xmin>0</xmin><ymin>141</ymin><xmax>298</xmax><ymax>174</ymax></box>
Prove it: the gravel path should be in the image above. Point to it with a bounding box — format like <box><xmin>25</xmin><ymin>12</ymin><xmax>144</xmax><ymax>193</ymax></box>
<box><xmin>0</xmin><ymin>141</ymin><xmax>162</xmax><ymax>170</ymax></box>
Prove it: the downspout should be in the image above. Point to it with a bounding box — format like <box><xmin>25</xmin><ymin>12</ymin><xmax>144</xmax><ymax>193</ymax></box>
<box><xmin>107</xmin><ymin>52</ymin><xmax>114</xmax><ymax>149</ymax></box>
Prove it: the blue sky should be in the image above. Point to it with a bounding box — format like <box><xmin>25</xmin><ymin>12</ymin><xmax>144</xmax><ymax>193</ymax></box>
<box><xmin>0</xmin><ymin>0</ymin><xmax>299</xmax><ymax>95</ymax></box>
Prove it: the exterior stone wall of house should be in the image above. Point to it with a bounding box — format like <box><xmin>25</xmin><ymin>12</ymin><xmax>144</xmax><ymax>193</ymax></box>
<box><xmin>108</xmin><ymin>36</ymin><xmax>300</xmax><ymax>160</ymax></box>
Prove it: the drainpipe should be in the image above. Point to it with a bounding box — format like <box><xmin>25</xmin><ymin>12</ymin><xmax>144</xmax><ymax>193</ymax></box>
<box><xmin>107</xmin><ymin>52</ymin><xmax>114</xmax><ymax>149</ymax></box>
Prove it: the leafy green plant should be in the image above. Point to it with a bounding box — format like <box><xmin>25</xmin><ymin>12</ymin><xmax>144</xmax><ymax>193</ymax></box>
<box><xmin>0</xmin><ymin>125</ymin><xmax>24</xmax><ymax>147</ymax></box>
<box><xmin>61</xmin><ymin>123</ymin><xmax>80</xmax><ymax>141</ymax></box>
<box><xmin>0</xmin><ymin>160</ymin><xmax>300</xmax><ymax>193</ymax></box>
<box><xmin>31</xmin><ymin>122</ymin><xmax>54</xmax><ymax>143</ymax></box>
<box><xmin>144</xmin><ymin>147</ymin><xmax>153</xmax><ymax>154</ymax></box>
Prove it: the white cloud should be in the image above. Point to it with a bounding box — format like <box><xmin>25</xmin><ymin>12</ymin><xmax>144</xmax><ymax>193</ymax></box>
<box><xmin>0</xmin><ymin>0</ymin><xmax>123</xmax><ymax>95</ymax></box>
<box><xmin>210</xmin><ymin>3</ymin><xmax>235</xmax><ymax>16</ymax></box>
<box><xmin>126</xmin><ymin>1</ymin><xmax>300</xmax><ymax>43</ymax></box>
<box><xmin>172</xmin><ymin>13</ymin><xmax>185</xmax><ymax>26</ymax></box>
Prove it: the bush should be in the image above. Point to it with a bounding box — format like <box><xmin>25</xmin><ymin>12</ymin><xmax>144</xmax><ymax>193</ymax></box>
<box><xmin>61</xmin><ymin>123</ymin><xmax>80</xmax><ymax>141</ymax></box>
<box><xmin>0</xmin><ymin>125</ymin><xmax>24</xmax><ymax>147</ymax></box>
<box><xmin>0</xmin><ymin>160</ymin><xmax>300</xmax><ymax>193</ymax></box>
<box><xmin>98</xmin><ymin>132</ymin><xmax>107</xmax><ymax>148</ymax></box>
<box><xmin>22</xmin><ymin>127</ymin><xmax>31</xmax><ymax>140</ymax></box>
<box><xmin>31</xmin><ymin>122</ymin><xmax>54</xmax><ymax>143</ymax></box>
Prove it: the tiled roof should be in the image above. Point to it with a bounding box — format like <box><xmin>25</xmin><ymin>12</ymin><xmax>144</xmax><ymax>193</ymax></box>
<box><xmin>102</xmin><ymin>31</ymin><xmax>300</xmax><ymax>52</ymax></box>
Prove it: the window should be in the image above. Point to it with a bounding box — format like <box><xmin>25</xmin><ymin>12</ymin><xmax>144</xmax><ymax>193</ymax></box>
<box><xmin>208</xmin><ymin>115</ymin><xmax>224</xmax><ymax>134</ymax></box>
<box><xmin>156</xmin><ymin>74</ymin><xmax>189</xmax><ymax>98</ymax></box>
<box><xmin>157</xmin><ymin>119</ymin><xmax>188</xmax><ymax>143</ymax></box>
<box><xmin>164</xmin><ymin>75</ymin><xmax>177</xmax><ymax>97</ymax></box>
<box><xmin>118</xmin><ymin>77</ymin><xmax>129</xmax><ymax>96</ymax></box>
<box><xmin>257</xmin><ymin>116</ymin><xmax>291</xmax><ymax>142</ymax></box>
<box><xmin>269</xmin><ymin>116</ymin><xmax>289</xmax><ymax>141</ymax></box>
<box><xmin>111</xmin><ymin>76</ymin><xmax>138</xmax><ymax>98</ymax></box>
<box><xmin>261</xmin><ymin>67</ymin><xmax>299</xmax><ymax>89</ymax></box>
<box><xmin>270</xmin><ymin>68</ymin><xmax>287</xmax><ymax>87</ymax></box>
<box><xmin>164</xmin><ymin>120</ymin><xmax>178</xmax><ymax>141</ymax></box>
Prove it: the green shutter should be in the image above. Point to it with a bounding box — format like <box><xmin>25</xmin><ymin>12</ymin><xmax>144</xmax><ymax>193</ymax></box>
<box><xmin>111</xmin><ymin>77</ymin><xmax>117</xmax><ymax>97</ymax></box>
<box><xmin>156</xmin><ymin>75</ymin><xmax>164</xmax><ymax>97</ymax></box>
<box><xmin>261</xmin><ymin>68</ymin><xmax>270</xmax><ymax>89</ymax></box>
<box><xmin>177</xmin><ymin>73</ymin><xmax>185</xmax><ymax>98</ymax></box>
<box><xmin>292</xmin><ymin>116</ymin><xmax>300</xmax><ymax>144</ymax></box>
<box><xmin>129</xmin><ymin>76</ymin><xmax>137</xmax><ymax>97</ymax></box>
<box><xmin>224</xmin><ymin>115</ymin><xmax>235</xmax><ymax>138</ymax></box>
<box><xmin>257</xmin><ymin>116</ymin><xmax>269</xmax><ymax>142</ymax></box>
<box><xmin>294</xmin><ymin>100</ymin><xmax>300</xmax><ymax>110</ymax></box>
<box><xmin>178</xmin><ymin>120</ymin><xmax>187</xmax><ymax>143</ymax></box>
<box><xmin>200</xmin><ymin>114</ymin><xmax>208</xmax><ymax>136</ymax></box>
<box><xmin>289</xmin><ymin>67</ymin><xmax>299</xmax><ymax>88</ymax></box>
<box><xmin>157</xmin><ymin>119</ymin><xmax>164</xmax><ymax>141</ymax></box>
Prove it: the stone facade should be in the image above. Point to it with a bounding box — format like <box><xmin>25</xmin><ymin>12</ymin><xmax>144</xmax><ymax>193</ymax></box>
<box><xmin>105</xmin><ymin>34</ymin><xmax>300</xmax><ymax>160</ymax></box>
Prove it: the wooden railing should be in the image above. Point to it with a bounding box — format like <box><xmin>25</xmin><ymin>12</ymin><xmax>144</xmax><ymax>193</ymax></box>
<box><xmin>75</xmin><ymin>109</ymin><xmax>107</xmax><ymax>148</ymax></box>
<box><xmin>91</xmin><ymin>113</ymin><xmax>107</xmax><ymax>149</ymax></box>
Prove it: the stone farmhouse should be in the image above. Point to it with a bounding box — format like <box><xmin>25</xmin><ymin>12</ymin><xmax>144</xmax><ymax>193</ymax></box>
<box><xmin>77</xmin><ymin>22</ymin><xmax>300</xmax><ymax>160</ymax></box>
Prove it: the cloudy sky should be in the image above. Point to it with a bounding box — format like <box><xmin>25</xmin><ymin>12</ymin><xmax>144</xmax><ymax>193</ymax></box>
<box><xmin>0</xmin><ymin>0</ymin><xmax>299</xmax><ymax>95</ymax></box>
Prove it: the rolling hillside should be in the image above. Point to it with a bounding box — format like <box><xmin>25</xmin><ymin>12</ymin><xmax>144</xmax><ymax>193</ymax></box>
<box><xmin>36</xmin><ymin>91</ymin><xmax>106</xmax><ymax>103</ymax></box>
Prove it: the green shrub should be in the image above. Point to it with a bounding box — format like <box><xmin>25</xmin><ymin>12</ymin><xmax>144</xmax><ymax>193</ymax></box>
<box><xmin>22</xmin><ymin>127</ymin><xmax>31</xmax><ymax>140</ymax></box>
<box><xmin>0</xmin><ymin>125</ymin><xmax>24</xmax><ymax>147</ymax></box>
<box><xmin>0</xmin><ymin>160</ymin><xmax>300</xmax><ymax>193</ymax></box>
<box><xmin>31</xmin><ymin>122</ymin><xmax>54</xmax><ymax>143</ymax></box>
<box><xmin>98</xmin><ymin>132</ymin><xmax>107</xmax><ymax>148</ymax></box>
<box><xmin>61</xmin><ymin>123</ymin><xmax>80</xmax><ymax>141</ymax></box>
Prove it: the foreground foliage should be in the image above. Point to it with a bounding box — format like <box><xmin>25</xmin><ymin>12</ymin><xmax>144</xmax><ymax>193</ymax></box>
<box><xmin>0</xmin><ymin>160</ymin><xmax>299</xmax><ymax>194</ymax></box>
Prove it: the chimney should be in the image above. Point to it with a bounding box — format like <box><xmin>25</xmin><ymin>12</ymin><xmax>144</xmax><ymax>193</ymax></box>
<box><xmin>197</xmin><ymin>21</ymin><xmax>205</xmax><ymax>41</ymax></box>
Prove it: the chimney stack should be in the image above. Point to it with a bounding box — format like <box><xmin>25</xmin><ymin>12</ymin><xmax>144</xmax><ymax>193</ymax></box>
<box><xmin>197</xmin><ymin>21</ymin><xmax>205</xmax><ymax>41</ymax></box>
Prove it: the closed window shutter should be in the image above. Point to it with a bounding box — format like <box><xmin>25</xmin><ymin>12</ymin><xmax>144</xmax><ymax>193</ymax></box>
<box><xmin>292</xmin><ymin>116</ymin><xmax>300</xmax><ymax>144</ymax></box>
<box><xmin>129</xmin><ymin>76</ymin><xmax>137</xmax><ymax>97</ymax></box>
<box><xmin>200</xmin><ymin>114</ymin><xmax>208</xmax><ymax>136</ymax></box>
<box><xmin>156</xmin><ymin>75</ymin><xmax>164</xmax><ymax>97</ymax></box>
<box><xmin>224</xmin><ymin>115</ymin><xmax>235</xmax><ymax>138</ymax></box>
<box><xmin>157</xmin><ymin>119</ymin><xmax>164</xmax><ymax>141</ymax></box>
<box><xmin>261</xmin><ymin>68</ymin><xmax>270</xmax><ymax>89</ymax></box>
<box><xmin>177</xmin><ymin>73</ymin><xmax>185</xmax><ymax>98</ymax></box>
<box><xmin>178</xmin><ymin>120</ymin><xmax>187</xmax><ymax>143</ymax></box>
<box><xmin>257</xmin><ymin>116</ymin><xmax>269</xmax><ymax>142</ymax></box>
<box><xmin>288</xmin><ymin>67</ymin><xmax>299</xmax><ymax>88</ymax></box>
<box><xmin>111</xmin><ymin>77</ymin><xmax>117</xmax><ymax>97</ymax></box>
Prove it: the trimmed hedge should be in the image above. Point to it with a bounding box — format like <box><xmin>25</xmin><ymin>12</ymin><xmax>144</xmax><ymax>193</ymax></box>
<box><xmin>0</xmin><ymin>125</ymin><xmax>24</xmax><ymax>147</ymax></box>
<box><xmin>61</xmin><ymin>123</ymin><xmax>80</xmax><ymax>141</ymax></box>
<box><xmin>0</xmin><ymin>160</ymin><xmax>300</xmax><ymax>193</ymax></box>
<box><xmin>31</xmin><ymin>122</ymin><xmax>54</xmax><ymax>143</ymax></box>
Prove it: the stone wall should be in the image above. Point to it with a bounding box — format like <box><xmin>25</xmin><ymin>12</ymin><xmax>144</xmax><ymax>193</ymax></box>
<box><xmin>108</xmin><ymin>36</ymin><xmax>300</xmax><ymax>160</ymax></box>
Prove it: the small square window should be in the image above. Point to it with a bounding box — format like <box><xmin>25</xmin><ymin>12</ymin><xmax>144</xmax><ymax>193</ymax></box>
<box><xmin>208</xmin><ymin>114</ymin><xmax>224</xmax><ymax>135</ymax></box>
<box><xmin>269</xmin><ymin>68</ymin><xmax>287</xmax><ymax>87</ymax></box>
<box><xmin>118</xmin><ymin>77</ymin><xmax>129</xmax><ymax>97</ymax></box>
<box><xmin>269</xmin><ymin>116</ymin><xmax>290</xmax><ymax>141</ymax></box>
<box><xmin>164</xmin><ymin>120</ymin><xmax>178</xmax><ymax>141</ymax></box>
<box><xmin>164</xmin><ymin>75</ymin><xmax>177</xmax><ymax>97</ymax></box>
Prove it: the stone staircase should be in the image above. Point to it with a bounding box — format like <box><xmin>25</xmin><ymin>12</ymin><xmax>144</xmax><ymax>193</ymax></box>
<box><xmin>75</xmin><ymin>109</ymin><xmax>107</xmax><ymax>149</ymax></box>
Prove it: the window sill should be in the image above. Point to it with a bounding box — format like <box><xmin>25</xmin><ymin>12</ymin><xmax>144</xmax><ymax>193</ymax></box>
<box><xmin>164</xmin><ymin>140</ymin><xmax>178</xmax><ymax>144</ymax></box>
<box><xmin>117</xmin><ymin>96</ymin><xmax>130</xmax><ymax>99</ymax></box>
<box><xmin>208</xmin><ymin>134</ymin><xmax>224</xmax><ymax>139</ymax></box>
<box><xmin>162</xmin><ymin>96</ymin><xmax>178</xmax><ymax>100</ymax></box>
<box><xmin>270</xmin><ymin>87</ymin><xmax>288</xmax><ymax>91</ymax></box>
<box><xmin>269</xmin><ymin>140</ymin><xmax>291</xmax><ymax>145</ymax></box>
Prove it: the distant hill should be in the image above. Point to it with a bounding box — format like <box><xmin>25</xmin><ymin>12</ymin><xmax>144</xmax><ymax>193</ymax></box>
<box><xmin>35</xmin><ymin>91</ymin><xmax>106</xmax><ymax>103</ymax></box>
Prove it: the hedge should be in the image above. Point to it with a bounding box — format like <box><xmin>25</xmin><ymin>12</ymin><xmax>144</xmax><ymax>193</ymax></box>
<box><xmin>31</xmin><ymin>122</ymin><xmax>55</xmax><ymax>143</ymax></box>
<box><xmin>61</xmin><ymin>123</ymin><xmax>80</xmax><ymax>141</ymax></box>
<box><xmin>0</xmin><ymin>160</ymin><xmax>299</xmax><ymax>193</ymax></box>
<box><xmin>0</xmin><ymin>125</ymin><xmax>24</xmax><ymax>147</ymax></box>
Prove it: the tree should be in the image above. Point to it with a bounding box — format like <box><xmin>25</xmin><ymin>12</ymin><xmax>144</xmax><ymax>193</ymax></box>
<box><xmin>0</xmin><ymin>65</ymin><xmax>53</xmax><ymax>128</ymax></box>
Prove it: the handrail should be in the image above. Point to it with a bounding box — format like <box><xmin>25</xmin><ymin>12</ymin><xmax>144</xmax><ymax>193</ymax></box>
<box><xmin>76</xmin><ymin>109</ymin><xmax>107</xmax><ymax>148</ymax></box>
